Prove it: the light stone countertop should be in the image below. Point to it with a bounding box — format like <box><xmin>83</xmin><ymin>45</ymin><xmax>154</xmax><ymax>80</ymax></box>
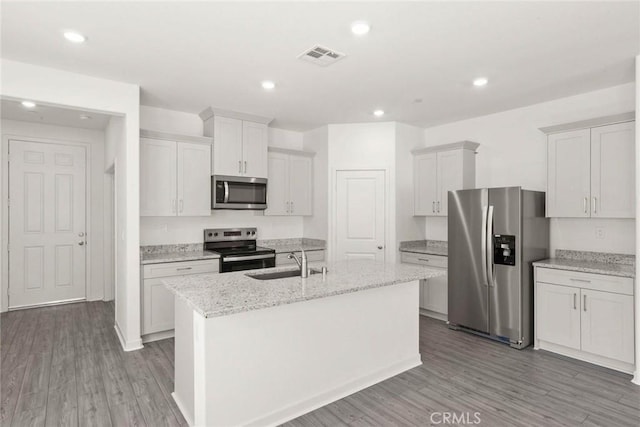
<box><xmin>259</xmin><ymin>238</ymin><xmax>326</xmax><ymax>254</ymax></box>
<box><xmin>163</xmin><ymin>260</ymin><xmax>445</xmax><ymax>318</ymax></box>
<box><xmin>399</xmin><ymin>240</ymin><xmax>448</xmax><ymax>256</ymax></box>
<box><xmin>532</xmin><ymin>258</ymin><xmax>634</xmax><ymax>278</ymax></box>
<box><xmin>141</xmin><ymin>250</ymin><xmax>220</xmax><ymax>265</ymax></box>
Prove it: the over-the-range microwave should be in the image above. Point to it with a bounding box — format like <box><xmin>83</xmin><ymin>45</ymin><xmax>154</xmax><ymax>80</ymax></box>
<box><xmin>211</xmin><ymin>175</ymin><xmax>268</xmax><ymax>210</ymax></box>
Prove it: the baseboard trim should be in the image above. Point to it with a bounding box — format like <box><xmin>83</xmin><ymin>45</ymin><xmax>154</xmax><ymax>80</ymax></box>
<box><xmin>538</xmin><ymin>340</ymin><xmax>634</xmax><ymax>374</ymax></box>
<box><xmin>114</xmin><ymin>322</ymin><xmax>143</xmax><ymax>352</ymax></box>
<box><xmin>142</xmin><ymin>329</ymin><xmax>175</xmax><ymax>343</ymax></box>
<box><xmin>172</xmin><ymin>392</ymin><xmax>194</xmax><ymax>427</ymax></box>
<box><xmin>632</xmin><ymin>371</ymin><xmax>640</xmax><ymax>386</ymax></box>
<box><xmin>244</xmin><ymin>354</ymin><xmax>422</xmax><ymax>427</ymax></box>
<box><xmin>419</xmin><ymin>308</ymin><xmax>447</xmax><ymax>322</ymax></box>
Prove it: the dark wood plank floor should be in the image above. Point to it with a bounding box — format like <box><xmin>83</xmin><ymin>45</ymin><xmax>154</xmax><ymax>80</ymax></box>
<box><xmin>2</xmin><ymin>301</ymin><xmax>639</xmax><ymax>426</ymax></box>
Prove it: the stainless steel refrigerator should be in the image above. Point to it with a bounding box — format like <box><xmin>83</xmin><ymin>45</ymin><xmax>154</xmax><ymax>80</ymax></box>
<box><xmin>448</xmin><ymin>187</ymin><xmax>549</xmax><ymax>349</ymax></box>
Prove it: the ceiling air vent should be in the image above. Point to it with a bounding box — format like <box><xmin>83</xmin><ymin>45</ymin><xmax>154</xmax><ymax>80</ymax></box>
<box><xmin>297</xmin><ymin>45</ymin><xmax>346</xmax><ymax>67</ymax></box>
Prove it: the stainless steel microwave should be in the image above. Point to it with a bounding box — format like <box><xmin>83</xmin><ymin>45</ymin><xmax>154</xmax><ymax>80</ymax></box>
<box><xmin>211</xmin><ymin>175</ymin><xmax>268</xmax><ymax>210</ymax></box>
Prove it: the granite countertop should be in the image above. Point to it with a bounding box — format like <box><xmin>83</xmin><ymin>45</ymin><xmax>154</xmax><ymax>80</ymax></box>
<box><xmin>259</xmin><ymin>238</ymin><xmax>326</xmax><ymax>254</ymax></box>
<box><xmin>532</xmin><ymin>249</ymin><xmax>635</xmax><ymax>278</ymax></box>
<box><xmin>399</xmin><ymin>240</ymin><xmax>448</xmax><ymax>256</ymax></box>
<box><xmin>141</xmin><ymin>250</ymin><xmax>220</xmax><ymax>265</ymax></box>
<box><xmin>163</xmin><ymin>260</ymin><xmax>445</xmax><ymax>318</ymax></box>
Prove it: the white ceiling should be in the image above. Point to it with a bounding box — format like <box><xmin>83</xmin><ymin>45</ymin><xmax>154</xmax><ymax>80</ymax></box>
<box><xmin>1</xmin><ymin>1</ymin><xmax>638</xmax><ymax>131</ymax></box>
<box><xmin>1</xmin><ymin>99</ymin><xmax>113</xmax><ymax>130</ymax></box>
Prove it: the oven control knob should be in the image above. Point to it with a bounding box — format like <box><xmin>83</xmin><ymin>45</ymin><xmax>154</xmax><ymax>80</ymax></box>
<box><xmin>208</xmin><ymin>232</ymin><xmax>213</xmax><ymax>237</ymax></box>
<box><xmin>214</xmin><ymin>232</ymin><xmax>218</xmax><ymax>237</ymax></box>
<box><xmin>252</xmin><ymin>231</ymin><xmax>255</xmax><ymax>235</ymax></box>
<box><xmin>246</xmin><ymin>231</ymin><xmax>250</xmax><ymax>235</ymax></box>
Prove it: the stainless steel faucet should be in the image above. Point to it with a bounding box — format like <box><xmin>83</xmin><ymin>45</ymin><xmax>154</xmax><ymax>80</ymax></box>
<box><xmin>288</xmin><ymin>250</ymin><xmax>308</xmax><ymax>278</ymax></box>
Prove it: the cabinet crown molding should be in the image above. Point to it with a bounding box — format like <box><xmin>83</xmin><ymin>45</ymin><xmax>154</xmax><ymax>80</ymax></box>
<box><xmin>268</xmin><ymin>146</ymin><xmax>316</xmax><ymax>157</ymax></box>
<box><xmin>199</xmin><ymin>106</ymin><xmax>273</xmax><ymax>125</ymax></box>
<box><xmin>140</xmin><ymin>129</ymin><xmax>212</xmax><ymax>144</ymax></box>
<box><xmin>411</xmin><ymin>140</ymin><xmax>480</xmax><ymax>155</ymax></box>
<box><xmin>539</xmin><ymin>112</ymin><xmax>635</xmax><ymax>135</ymax></box>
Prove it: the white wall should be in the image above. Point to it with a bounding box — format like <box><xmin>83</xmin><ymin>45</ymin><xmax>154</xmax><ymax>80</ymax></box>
<box><xmin>138</xmin><ymin>106</ymin><xmax>305</xmax><ymax>245</ymax></box>
<box><xmin>1</xmin><ymin>59</ymin><xmax>142</xmax><ymax>350</ymax></box>
<box><xmin>395</xmin><ymin>123</ymin><xmax>426</xmax><ymax>244</ymax></box>
<box><xmin>0</xmin><ymin>119</ymin><xmax>107</xmax><ymax>302</ymax></box>
<box><xmin>423</xmin><ymin>83</ymin><xmax>636</xmax><ymax>254</ymax></box>
<box><xmin>302</xmin><ymin>126</ymin><xmax>328</xmax><ymax>240</ymax></box>
<box><xmin>327</xmin><ymin>122</ymin><xmax>398</xmax><ymax>262</ymax></box>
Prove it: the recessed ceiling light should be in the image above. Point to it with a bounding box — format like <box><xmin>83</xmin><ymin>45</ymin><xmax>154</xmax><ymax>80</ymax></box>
<box><xmin>80</xmin><ymin>115</ymin><xmax>92</xmax><ymax>120</ymax></box>
<box><xmin>64</xmin><ymin>31</ymin><xmax>86</xmax><ymax>43</ymax></box>
<box><xmin>261</xmin><ymin>80</ymin><xmax>275</xmax><ymax>90</ymax></box>
<box><xmin>373</xmin><ymin>109</ymin><xmax>385</xmax><ymax>117</ymax></box>
<box><xmin>473</xmin><ymin>77</ymin><xmax>489</xmax><ymax>87</ymax></box>
<box><xmin>21</xmin><ymin>101</ymin><xmax>36</xmax><ymax>109</ymax></box>
<box><xmin>351</xmin><ymin>21</ymin><xmax>371</xmax><ymax>35</ymax></box>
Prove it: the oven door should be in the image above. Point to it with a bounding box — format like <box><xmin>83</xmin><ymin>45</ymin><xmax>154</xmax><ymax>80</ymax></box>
<box><xmin>212</xmin><ymin>175</ymin><xmax>268</xmax><ymax>210</ymax></box>
<box><xmin>220</xmin><ymin>253</ymin><xmax>276</xmax><ymax>273</ymax></box>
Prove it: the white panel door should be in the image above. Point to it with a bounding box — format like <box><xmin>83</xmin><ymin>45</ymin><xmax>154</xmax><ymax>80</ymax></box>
<box><xmin>9</xmin><ymin>140</ymin><xmax>87</xmax><ymax>308</ymax></box>
<box><xmin>213</xmin><ymin>116</ymin><xmax>243</xmax><ymax>176</ymax></box>
<box><xmin>590</xmin><ymin>121</ymin><xmax>635</xmax><ymax>218</ymax></box>
<box><xmin>264</xmin><ymin>151</ymin><xmax>289</xmax><ymax>216</ymax></box>
<box><xmin>414</xmin><ymin>153</ymin><xmax>438</xmax><ymax>216</ymax></box>
<box><xmin>580</xmin><ymin>289</ymin><xmax>634</xmax><ymax>364</ymax></box>
<box><xmin>140</xmin><ymin>138</ymin><xmax>177</xmax><ymax>216</ymax></box>
<box><xmin>536</xmin><ymin>283</ymin><xmax>581</xmax><ymax>350</ymax></box>
<box><xmin>547</xmin><ymin>129</ymin><xmax>591</xmax><ymax>217</ymax></box>
<box><xmin>242</xmin><ymin>121</ymin><xmax>268</xmax><ymax>178</ymax></box>
<box><xmin>335</xmin><ymin>170</ymin><xmax>385</xmax><ymax>262</ymax></box>
<box><xmin>436</xmin><ymin>150</ymin><xmax>463</xmax><ymax>217</ymax></box>
<box><xmin>177</xmin><ymin>142</ymin><xmax>211</xmax><ymax>216</ymax></box>
<box><xmin>288</xmin><ymin>155</ymin><xmax>313</xmax><ymax>216</ymax></box>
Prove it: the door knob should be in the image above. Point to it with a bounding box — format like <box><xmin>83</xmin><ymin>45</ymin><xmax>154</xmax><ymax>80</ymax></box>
<box><xmin>377</xmin><ymin>246</ymin><xmax>383</xmax><ymax>250</ymax></box>
<box><xmin>78</xmin><ymin>241</ymin><xmax>85</xmax><ymax>246</ymax></box>
<box><xmin>78</xmin><ymin>232</ymin><xmax>85</xmax><ymax>237</ymax></box>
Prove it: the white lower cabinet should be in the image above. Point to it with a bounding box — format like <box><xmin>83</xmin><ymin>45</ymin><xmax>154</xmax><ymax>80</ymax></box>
<box><xmin>535</xmin><ymin>267</ymin><xmax>634</xmax><ymax>373</ymax></box>
<box><xmin>142</xmin><ymin>259</ymin><xmax>219</xmax><ymax>342</ymax></box>
<box><xmin>400</xmin><ymin>252</ymin><xmax>448</xmax><ymax>320</ymax></box>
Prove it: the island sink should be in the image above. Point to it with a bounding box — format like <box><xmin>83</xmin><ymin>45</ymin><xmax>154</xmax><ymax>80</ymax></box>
<box><xmin>246</xmin><ymin>269</ymin><xmax>301</xmax><ymax>280</ymax></box>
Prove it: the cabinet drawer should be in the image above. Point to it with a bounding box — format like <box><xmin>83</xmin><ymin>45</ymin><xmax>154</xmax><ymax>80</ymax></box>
<box><xmin>143</xmin><ymin>259</ymin><xmax>219</xmax><ymax>279</ymax></box>
<box><xmin>401</xmin><ymin>252</ymin><xmax>447</xmax><ymax>269</ymax></box>
<box><xmin>536</xmin><ymin>267</ymin><xmax>633</xmax><ymax>296</ymax></box>
<box><xmin>276</xmin><ymin>250</ymin><xmax>325</xmax><ymax>266</ymax></box>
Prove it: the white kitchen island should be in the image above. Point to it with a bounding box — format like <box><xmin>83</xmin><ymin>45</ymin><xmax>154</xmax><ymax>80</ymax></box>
<box><xmin>163</xmin><ymin>260</ymin><xmax>445</xmax><ymax>427</ymax></box>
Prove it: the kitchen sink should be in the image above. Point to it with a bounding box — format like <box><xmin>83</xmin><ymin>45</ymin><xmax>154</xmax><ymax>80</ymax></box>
<box><xmin>246</xmin><ymin>269</ymin><xmax>301</xmax><ymax>280</ymax></box>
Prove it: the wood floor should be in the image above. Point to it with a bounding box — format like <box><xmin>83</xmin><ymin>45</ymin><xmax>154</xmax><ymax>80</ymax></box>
<box><xmin>1</xmin><ymin>302</ymin><xmax>639</xmax><ymax>426</ymax></box>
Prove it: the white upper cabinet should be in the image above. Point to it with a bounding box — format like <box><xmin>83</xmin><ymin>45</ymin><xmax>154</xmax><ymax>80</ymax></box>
<box><xmin>201</xmin><ymin>107</ymin><xmax>272</xmax><ymax>178</ymax></box>
<box><xmin>264</xmin><ymin>148</ymin><xmax>314</xmax><ymax>216</ymax></box>
<box><xmin>140</xmin><ymin>130</ymin><xmax>212</xmax><ymax>217</ymax></box>
<box><xmin>590</xmin><ymin>121</ymin><xmax>635</xmax><ymax>218</ymax></box>
<box><xmin>413</xmin><ymin>141</ymin><xmax>479</xmax><ymax>216</ymax></box>
<box><xmin>543</xmin><ymin>115</ymin><xmax>635</xmax><ymax>218</ymax></box>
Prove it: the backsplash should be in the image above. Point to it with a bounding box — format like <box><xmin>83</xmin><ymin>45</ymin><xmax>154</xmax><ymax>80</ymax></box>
<box><xmin>555</xmin><ymin>249</ymin><xmax>635</xmax><ymax>266</ymax></box>
<box><xmin>140</xmin><ymin>243</ymin><xmax>203</xmax><ymax>254</ymax></box>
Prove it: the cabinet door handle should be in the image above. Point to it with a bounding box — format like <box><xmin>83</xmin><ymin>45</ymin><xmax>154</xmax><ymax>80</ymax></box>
<box><xmin>244</xmin><ymin>161</ymin><xmax>247</xmax><ymax>173</ymax></box>
<box><xmin>238</xmin><ymin>160</ymin><xmax>242</xmax><ymax>173</ymax></box>
<box><xmin>171</xmin><ymin>199</ymin><xmax>176</xmax><ymax>213</ymax></box>
<box><xmin>592</xmin><ymin>197</ymin><xmax>597</xmax><ymax>214</ymax></box>
<box><xmin>583</xmin><ymin>294</ymin><xmax>587</xmax><ymax>312</ymax></box>
<box><xmin>583</xmin><ymin>197</ymin><xmax>587</xmax><ymax>214</ymax></box>
<box><xmin>437</xmin><ymin>201</ymin><xmax>440</xmax><ymax>213</ymax></box>
<box><xmin>179</xmin><ymin>199</ymin><xmax>184</xmax><ymax>213</ymax></box>
<box><xmin>176</xmin><ymin>267</ymin><xmax>193</xmax><ymax>271</ymax></box>
<box><xmin>291</xmin><ymin>201</ymin><xmax>294</xmax><ymax>213</ymax></box>
<box><xmin>432</xmin><ymin>201</ymin><xmax>435</xmax><ymax>213</ymax></box>
<box><xmin>418</xmin><ymin>258</ymin><xmax>430</xmax><ymax>263</ymax></box>
<box><xmin>570</xmin><ymin>278</ymin><xmax>591</xmax><ymax>283</ymax></box>
<box><xmin>573</xmin><ymin>293</ymin><xmax>577</xmax><ymax>310</ymax></box>
<box><xmin>285</xmin><ymin>201</ymin><xmax>289</xmax><ymax>213</ymax></box>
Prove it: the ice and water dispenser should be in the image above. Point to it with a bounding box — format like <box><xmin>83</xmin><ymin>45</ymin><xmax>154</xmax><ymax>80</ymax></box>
<box><xmin>493</xmin><ymin>235</ymin><xmax>516</xmax><ymax>266</ymax></box>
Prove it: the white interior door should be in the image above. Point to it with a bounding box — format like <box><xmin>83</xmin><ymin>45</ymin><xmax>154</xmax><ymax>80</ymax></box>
<box><xmin>335</xmin><ymin>170</ymin><xmax>385</xmax><ymax>262</ymax></box>
<box><xmin>9</xmin><ymin>140</ymin><xmax>87</xmax><ymax>308</ymax></box>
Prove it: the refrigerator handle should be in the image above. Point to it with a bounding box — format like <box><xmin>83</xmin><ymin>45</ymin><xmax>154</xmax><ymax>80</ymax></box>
<box><xmin>486</xmin><ymin>205</ymin><xmax>495</xmax><ymax>287</ymax></box>
<box><xmin>481</xmin><ymin>205</ymin><xmax>489</xmax><ymax>287</ymax></box>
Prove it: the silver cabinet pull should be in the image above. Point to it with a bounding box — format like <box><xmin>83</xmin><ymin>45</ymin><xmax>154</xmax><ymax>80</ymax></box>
<box><xmin>437</xmin><ymin>201</ymin><xmax>440</xmax><ymax>213</ymax></box>
<box><xmin>432</xmin><ymin>201</ymin><xmax>435</xmax><ymax>213</ymax></box>
<box><xmin>583</xmin><ymin>294</ymin><xmax>587</xmax><ymax>312</ymax></box>
<box><xmin>176</xmin><ymin>267</ymin><xmax>192</xmax><ymax>271</ymax></box>
<box><xmin>291</xmin><ymin>201</ymin><xmax>294</xmax><ymax>213</ymax></box>
<box><xmin>592</xmin><ymin>197</ymin><xmax>597</xmax><ymax>214</ymax></box>
<box><xmin>570</xmin><ymin>278</ymin><xmax>591</xmax><ymax>283</ymax></box>
<box><xmin>583</xmin><ymin>197</ymin><xmax>587</xmax><ymax>214</ymax></box>
<box><xmin>244</xmin><ymin>161</ymin><xmax>247</xmax><ymax>173</ymax></box>
<box><xmin>171</xmin><ymin>199</ymin><xmax>176</xmax><ymax>213</ymax></box>
<box><xmin>573</xmin><ymin>293</ymin><xmax>577</xmax><ymax>310</ymax></box>
<box><xmin>285</xmin><ymin>201</ymin><xmax>289</xmax><ymax>213</ymax></box>
<box><xmin>238</xmin><ymin>160</ymin><xmax>242</xmax><ymax>173</ymax></box>
<box><xmin>418</xmin><ymin>258</ymin><xmax>430</xmax><ymax>263</ymax></box>
<box><xmin>179</xmin><ymin>199</ymin><xmax>184</xmax><ymax>213</ymax></box>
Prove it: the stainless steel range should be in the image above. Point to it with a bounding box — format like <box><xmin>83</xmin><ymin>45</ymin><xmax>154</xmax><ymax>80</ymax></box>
<box><xmin>204</xmin><ymin>227</ymin><xmax>276</xmax><ymax>273</ymax></box>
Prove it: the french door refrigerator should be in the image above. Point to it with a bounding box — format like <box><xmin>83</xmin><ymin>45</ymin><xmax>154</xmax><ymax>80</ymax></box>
<box><xmin>448</xmin><ymin>187</ymin><xmax>549</xmax><ymax>349</ymax></box>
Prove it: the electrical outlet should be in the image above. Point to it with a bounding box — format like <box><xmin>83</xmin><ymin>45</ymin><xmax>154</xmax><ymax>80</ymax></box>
<box><xmin>595</xmin><ymin>227</ymin><xmax>605</xmax><ymax>239</ymax></box>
